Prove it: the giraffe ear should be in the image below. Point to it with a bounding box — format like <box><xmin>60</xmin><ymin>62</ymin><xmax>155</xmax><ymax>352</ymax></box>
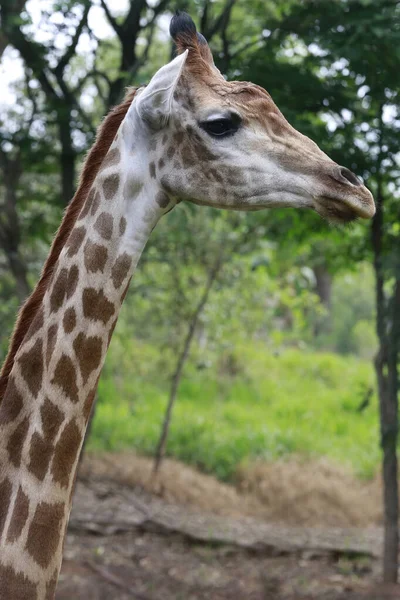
<box><xmin>135</xmin><ymin>50</ymin><xmax>188</xmax><ymax>129</ymax></box>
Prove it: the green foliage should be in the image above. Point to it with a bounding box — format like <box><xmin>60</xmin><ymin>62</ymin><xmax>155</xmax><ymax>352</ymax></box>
<box><xmin>90</xmin><ymin>338</ymin><xmax>379</xmax><ymax>480</ymax></box>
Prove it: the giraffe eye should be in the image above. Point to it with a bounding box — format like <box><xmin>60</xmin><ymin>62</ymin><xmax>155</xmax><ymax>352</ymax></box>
<box><xmin>199</xmin><ymin>116</ymin><xmax>240</xmax><ymax>138</ymax></box>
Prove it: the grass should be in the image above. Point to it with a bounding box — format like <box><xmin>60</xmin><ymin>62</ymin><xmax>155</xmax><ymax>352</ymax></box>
<box><xmin>88</xmin><ymin>340</ymin><xmax>380</xmax><ymax>481</ymax></box>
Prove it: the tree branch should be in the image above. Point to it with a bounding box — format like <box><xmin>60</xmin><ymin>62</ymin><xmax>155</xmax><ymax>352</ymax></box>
<box><xmin>99</xmin><ymin>0</ymin><xmax>122</xmax><ymax>35</ymax></box>
<box><xmin>131</xmin><ymin>19</ymin><xmax>156</xmax><ymax>75</ymax></box>
<box><xmin>203</xmin><ymin>0</ymin><xmax>236</xmax><ymax>42</ymax></box>
<box><xmin>153</xmin><ymin>251</ymin><xmax>224</xmax><ymax>474</ymax></box>
<box><xmin>23</xmin><ymin>68</ymin><xmax>38</xmax><ymax>134</ymax></box>
<box><xmin>0</xmin><ymin>0</ymin><xmax>28</xmax><ymax>60</ymax></box>
<box><xmin>54</xmin><ymin>2</ymin><xmax>90</xmax><ymax>77</ymax></box>
<box><xmin>200</xmin><ymin>0</ymin><xmax>210</xmax><ymax>35</ymax></box>
<box><xmin>1</xmin><ymin>7</ymin><xmax>59</xmax><ymax>103</ymax></box>
<box><xmin>73</xmin><ymin>68</ymin><xmax>111</xmax><ymax>107</ymax></box>
<box><xmin>120</xmin><ymin>0</ymin><xmax>148</xmax><ymax>37</ymax></box>
<box><xmin>147</xmin><ymin>0</ymin><xmax>170</xmax><ymax>25</ymax></box>
<box><xmin>105</xmin><ymin>0</ymin><xmax>150</xmax><ymax>106</ymax></box>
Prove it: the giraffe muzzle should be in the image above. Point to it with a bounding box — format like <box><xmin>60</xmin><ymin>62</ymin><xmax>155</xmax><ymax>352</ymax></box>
<box><xmin>314</xmin><ymin>164</ymin><xmax>375</xmax><ymax>222</ymax></box>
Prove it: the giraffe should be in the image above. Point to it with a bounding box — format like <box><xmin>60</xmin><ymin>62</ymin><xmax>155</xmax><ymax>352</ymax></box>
<box><xmin>0</xmin><ymin>12</ymin><xmax>375</xmax><ymax>600</ymax></box>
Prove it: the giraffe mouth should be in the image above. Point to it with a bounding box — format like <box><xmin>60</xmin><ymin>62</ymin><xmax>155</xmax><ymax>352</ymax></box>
<box><xmin>315</xmin><ymin>194</ymin><xmax>375</xmax><ymax>224</ymax></box>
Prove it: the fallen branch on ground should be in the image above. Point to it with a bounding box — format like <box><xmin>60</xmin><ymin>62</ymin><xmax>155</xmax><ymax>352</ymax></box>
<box><xmin>70</xmin><ymin>481</ymin><xmax>382</xmax><ymax>560</ymax></box>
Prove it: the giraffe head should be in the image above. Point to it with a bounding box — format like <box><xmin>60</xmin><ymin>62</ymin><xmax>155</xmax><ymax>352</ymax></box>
<box><xmin>133</xmin><ymin>12</ymin><xmax>375</xmax><ymax>223</ymax></box>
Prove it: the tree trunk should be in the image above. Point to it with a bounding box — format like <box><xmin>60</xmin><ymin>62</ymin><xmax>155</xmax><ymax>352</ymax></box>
<box><xmin>375</xmin><ymin>347</ymin><xmax>399</xmax><ymax>583</ymax></box>
<box><xmin>384</xmin><ymin>278</ymin><xmax>400</xmax><ymax>582</ymax></box>
<box><xmin>0</xmin><ymin>0</ymin><xmax>27</xmax><ymax>59</ymax></box>
<box><xmin>372</xmin><ymin>184</ymin><xmax>399</xmax><ymax>584</ymax></box>
<box><xmin>0</xmin><ymin>150</ymin><xmax>30</xmax><ymax>303</ymax></box>
<box><xmin>106</xmin><ymin>0</ymin><xmax>147</xmax><ymax>108</ymax></box>
<box><xmin>313</xmin><ymin>264</ymin><xmax>332</xmax><ymax>335</ymax></box>
<box><xmin>153</xmin><ymin>256</ymin><xmax>223</xmax><ymax>474</ymax></box>
<box><xmin>313</xmin><ymin>264</ymin><xmax>332</xmax><ymax>310</ymax></box>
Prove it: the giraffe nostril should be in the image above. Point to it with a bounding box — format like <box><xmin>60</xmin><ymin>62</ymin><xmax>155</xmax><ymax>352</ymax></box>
<box><xmin>338</xmin><ymin>166</ymin><xmax>362</xmax><ymax>187</ymax></box>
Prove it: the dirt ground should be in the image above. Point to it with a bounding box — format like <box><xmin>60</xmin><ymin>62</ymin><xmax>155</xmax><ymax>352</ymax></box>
<box><xmin>59</xmin><ymin>529</ymin><xmax>397</xmax><ymax>600</ymax></box>
<box><xmin>56</xmin><ymin>454</ymin><xmax>399</xmax><ymax>600</ymax></box>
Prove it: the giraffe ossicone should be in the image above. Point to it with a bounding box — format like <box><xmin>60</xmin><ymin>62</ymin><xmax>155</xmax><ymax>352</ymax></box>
<box><xmin>0</xmin><ymin>11</ymin><xmax>375</xmax><ymax>600</ymax></box>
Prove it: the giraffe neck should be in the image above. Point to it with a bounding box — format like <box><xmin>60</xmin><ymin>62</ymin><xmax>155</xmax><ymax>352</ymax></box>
<box><xmin>0</xmin><ymin>110</ymin><xmax>170</xmax><ymax>599</ymax></box>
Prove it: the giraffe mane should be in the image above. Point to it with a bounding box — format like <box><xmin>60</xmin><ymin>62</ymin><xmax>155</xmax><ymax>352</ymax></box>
<box><xmin>0</xmin><ymin>87</ymin><xmax>138</xmax><ymax>404</ymax></box>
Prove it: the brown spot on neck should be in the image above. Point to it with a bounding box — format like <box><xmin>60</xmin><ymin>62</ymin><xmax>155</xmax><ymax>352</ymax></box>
<box><xmin>66</xmin><ymin>226</ymin><xmax>86</xmax><ymax>258</ymax></box>
<box><xmin>18</xmin><ymin>338</ymin><xmax>44</xmax><ymax>398</ymax></box>
<box><xmin>51</xmin><ymin>419</ymin><xmax>82</xmax><ymax>488</ymax></box>
<box><xmin>100</xmin><ymin>147</ymin><xmax>121</xmax><ymax>171</ymax></box>
<box><xmin>82</xmin><ymin>288</ymin><xmax>115</xmax><ymax>324</ymax></box>
<box><xmin>0</xmin><ymin>477</ymin><xmax>12</xmax><ymax>538</ymax></box>
<box><xmin>7</xmin><ymin>486</ymin><xmax>29</xmax><ymax>542</ymax></box>
<box><xmin>94</xmin><ymin>212</ymin><xmax>113</xmax><ymax>240</ymax></box>
<box><xmin>79</xmin><ymin>188</ymin><xmax>101</xmax><ymax>220</ymax></box>
<box><xmin>123</xmin><ymin>175</ymin><xmax>143</xmax><ymax>199</ymax></box>
<box><xmin>0</xmin><ymin>377</ymin><xmax>23</xmax><ymax>424</ymax></box>
<box><xmin>84</xmin><ymin>240</ymin><xmax>108</xmax><ymax>273</ymax></box>
<box><xmin>41</xmin><ymin>397</ymin><xmax>64</xmax><ymax>441</ymax></box>
<box><xmin>28</xmin><ymin>432</ymin><xmax>54</xmax><ymax>481</ymax></box>
<box><xmin>73</xmin><ymin>333</ymin><xmax>103</xmax><ymax>384</ymax></box>
<box><xmin>50</xmin><ymin>268</ymin><xmax>68</xmax><ymax>313</ymax></box>
<box><xmin>26</xmin><ymin>501</ymin><xmax>65</xmax><ymax>568</ymax></box>
<box><xmin>79</xmin><ymin>187</ymin><xmax>95</xmax><ymax>220</ymax></box>
<box><xmin>46</xmin><ymin>324</ymin><xmax>58</xmax><ymax>367</ymax></box>
<box><xmin>66</xmin><ymin>265</ymin><xmax>79</xmax><ymax>299</ymax></box>
<box><xmin>0</xmin><ymin>564</ymin><xmax>37</xmax><ymax>600</ymax></box>
<box><xmin>63</xmin><ymin>307</ymin><xmax>76</xmax><ymax>333</ymax></box>
<box><xmin>102</xmin><ymin>173</ymin><xmax>120</xmax><ymax>199</ymax></box>
<box><xmin>51</xmin><ymin>355</ymin><xmax>79</xmax><ymax>403</ymax></box>
<box><xmin>28</xmin><ymin>397</ymin><xmax>64</xmax><ymax>481</ymax></box>
<box><xmin>111</xmin><ymin>253</ymin><xmax>132</xmax><ymax>289</ymax></box>
<box><xmin>7</xmin><ymin>416</ymin><xmax>29</xmax><ymax>467</ymax></box>
<box><xmin>24</xmin><ymin>307</ymin><xmax>44</xmax><ymax>343</ymax></box>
